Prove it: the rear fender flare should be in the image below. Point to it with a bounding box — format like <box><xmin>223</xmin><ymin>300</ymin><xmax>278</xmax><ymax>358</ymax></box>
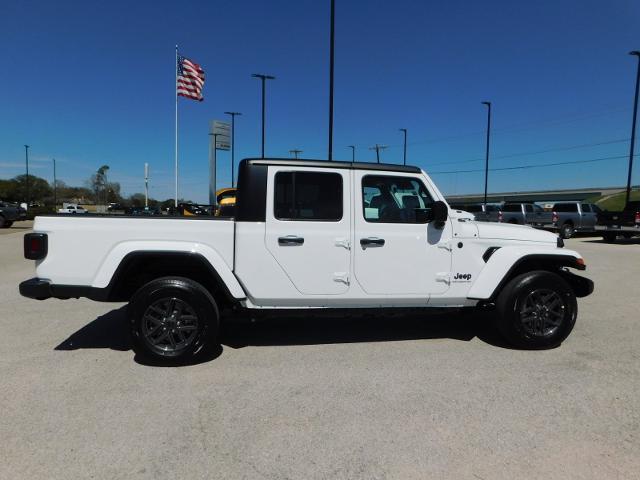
<box><xmin>92</xmin><ymin>241</ymin><xmax>246</xmax><ymax>299</ymax></box>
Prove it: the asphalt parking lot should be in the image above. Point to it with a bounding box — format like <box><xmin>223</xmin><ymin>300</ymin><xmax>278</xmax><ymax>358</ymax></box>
<box><xmin>1</xmin><ymin>226</ymin><xmax>639</xmax><ymax>479</ymax></box>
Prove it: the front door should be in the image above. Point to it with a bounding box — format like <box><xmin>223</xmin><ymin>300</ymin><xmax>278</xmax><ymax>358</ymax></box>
<box><xmin>353</xmin><ymin>172</ymin><xmax>452</xmax><ymax>296</ymax></box>
<box><xmin>265</xmin><ymin>166</ymin><xmax>351</xmax><ymax>295</ymax></box>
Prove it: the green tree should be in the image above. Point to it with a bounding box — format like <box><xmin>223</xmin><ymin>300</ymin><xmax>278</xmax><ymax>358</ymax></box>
<box><xmin>0</xmin><ymin>175</ymin><xmax>52</xmax><ymax>204</ymax></box>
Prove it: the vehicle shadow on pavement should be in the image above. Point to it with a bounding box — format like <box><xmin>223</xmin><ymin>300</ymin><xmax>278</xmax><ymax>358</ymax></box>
<box><xmin>222</xmin><ymin>311</ymin><xmax>510</xmax><ymax>350</ymax></box>
<box><xmin>582</xmin><ymin>238</ymin><xmax>640</xmax><ymax>245</ymax></box>
<box><xmin>53</xmin><ymin>307</ymin><xmax>512</xmax><ymax>365</ymax></box>
<box><xmin>53</xmin><ymin>306</ymin><xmax>223</xmax><ymax>367</ymax></box>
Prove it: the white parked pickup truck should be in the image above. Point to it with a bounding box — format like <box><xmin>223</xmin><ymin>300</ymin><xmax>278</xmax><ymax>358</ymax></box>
<box><xmin>58</xmin><ymin>204</ymin><xmax>87</xmax><ymax>214</ymax></box>
<box><xmin>20</xmin><ymin>158</ymin><xmax>594</xmax><ymax>364</ymax></box>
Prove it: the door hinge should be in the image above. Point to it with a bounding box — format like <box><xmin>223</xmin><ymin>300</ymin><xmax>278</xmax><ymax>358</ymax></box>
<box><xmin>436</xmin><ymin>272</ymin><xmax>451</xmax><ymax>284</ymax></box>
<box><xmin>334</xmin><ymin>238</ymin><xmax>351</xmax><ymax>250</ymax></box>
<box><xmin>333</xmin><ymin>272</ymin><xmax>350</xmax><ymax>285</ymax></box>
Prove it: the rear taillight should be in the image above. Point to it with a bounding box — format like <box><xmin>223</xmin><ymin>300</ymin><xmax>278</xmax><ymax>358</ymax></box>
<box><xmin>498</xmin><ymin>211</ymin><xmax>503</xmax><ymax>222</ymax></box>
<box><xmin>24</xmin><ymin>233</ymin><xmax>47</xmax><ymax>260</ymax></box>
<box><xmin>635</xmin><ymin>211</ymin><xmax>640</xmax><ymax>225</ymax></box>
<box><xmin>552</xmin><ymin>211</ymin><xmax>559</xmax><ymax>223</ymax></box>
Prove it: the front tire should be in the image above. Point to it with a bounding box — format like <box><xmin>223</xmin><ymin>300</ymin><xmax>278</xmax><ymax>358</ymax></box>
<box><xmin>602</xmin><ymin>232</ymin><xmax>617</xmax><ymax>243</ymax></box>
<box><xmin>128</xmin><ymin>277</ymin><xmax>219</xmax><ymax>365</ymax></box>
<box><xmin>560</xmin><ymin>222</ymin><xmax>574</xmax><ymax>239</ymax></box>
<box><xmin>495</xmin><ymin>271</ymin><xmax>577</xmax><ymax>349</ymax></box>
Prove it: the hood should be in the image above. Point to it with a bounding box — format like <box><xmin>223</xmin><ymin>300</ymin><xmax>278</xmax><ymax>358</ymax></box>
<box><xmin>475</xmin><ymin>221</ymin><xmax>557</xmax><ymax>243</ymax></box>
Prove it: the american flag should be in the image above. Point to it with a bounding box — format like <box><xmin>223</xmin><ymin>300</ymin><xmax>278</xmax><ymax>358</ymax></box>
<box><xmin>177</xmin><ymin>55</ymin><xmax>205</xmax><ymax>101</ymax></box>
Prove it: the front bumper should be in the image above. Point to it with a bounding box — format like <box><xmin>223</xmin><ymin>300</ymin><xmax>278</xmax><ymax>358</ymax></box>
<box><xmin>558</xmin><ymin>270</ymin><xmax>594</xmax><ymax>298</ymax></box>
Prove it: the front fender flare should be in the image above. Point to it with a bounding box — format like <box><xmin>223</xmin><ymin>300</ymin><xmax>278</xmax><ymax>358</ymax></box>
<box><xmin>467</xmin><ymin>247</ymin><xmax>585</xmax><ymax>300</ymax></box>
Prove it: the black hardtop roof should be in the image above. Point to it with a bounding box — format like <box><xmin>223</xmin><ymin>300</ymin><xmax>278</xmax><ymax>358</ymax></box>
<box><xmin>241</xmin><ymin>157</ymin><xmax>421</xmax><ymax>174</ymax></box>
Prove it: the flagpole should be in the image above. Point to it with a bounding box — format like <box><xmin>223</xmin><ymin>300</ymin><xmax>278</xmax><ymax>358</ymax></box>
<box><xmin>174</xmin><ymin>44</ymin><xmax>178</xmax><ymax>208</ymax></box>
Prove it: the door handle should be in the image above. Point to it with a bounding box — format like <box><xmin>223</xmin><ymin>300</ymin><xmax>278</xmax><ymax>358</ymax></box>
<box><xmin>360</xmin><ymin>237</ymin><xmax>385</xmax><ymax>247</ymax></box>
<box><xmin>278</xmin><ymin>235</ymin><xmax>304</xmax><ymax>246</ymax></box>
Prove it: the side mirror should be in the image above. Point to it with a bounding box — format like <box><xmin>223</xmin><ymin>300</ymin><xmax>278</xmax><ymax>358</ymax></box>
<box><xmin>430</xmin><ymin>201</ymin><xmax>448</xmax><ymax>229</ymax></box>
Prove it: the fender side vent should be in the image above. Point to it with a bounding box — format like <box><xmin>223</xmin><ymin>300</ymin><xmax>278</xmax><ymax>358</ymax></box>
<box><xmin>482</xmin><ymin>246</ymin><xmax>500</xmax><ymax>263</ymax></box>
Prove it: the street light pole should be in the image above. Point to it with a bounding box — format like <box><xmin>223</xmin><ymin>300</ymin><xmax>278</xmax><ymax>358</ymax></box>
<box><xmin>24</xmin><ymin>145</ymin><xmax>29</xmax><ymax>206</ymax></box>
<box><xmin>481</xmin><ymin>101</ymin><xmax>492</xmax><ymax>207</ymax></box>
<box><xmin>347</xmin><ymin>145</ymin><xmax>355</xmax><ymax>162</ymax></box>
<box><xmin>399</xmin><ymin>128</ymin><xmax>407</xmax><ymax>165</ymax></box>
<box><xmin>144</xmin><ymin>162</ymin><xmax>149</xmax><ymax>208</ymax></box>
<box><xmin>252</xmin><ymin>74</ymin><xmax>275</xmax><ymax>158</ymax></box>
<box><xmin>625</xmin><ymin>51</ymin><xmax>640</xmax><ymax>206</ymax></box>
<box><xmin>289</xmin><ymin>149</ymin><xmax>303</xmax><ymax>159</ymax></box>
<box><xmin>224</xmin><ymin>111</ymin><xmax>242</xmax><ymax>187</ymax></box>
<box><xmin>53</xmin><ymin>158</ymin><xmax>57</xmax><ymax>209</ymax></box>
<box><xmin>328</xmin><ymin>0</ymin><xmax>335</xmax><ymax>161</ymax></box>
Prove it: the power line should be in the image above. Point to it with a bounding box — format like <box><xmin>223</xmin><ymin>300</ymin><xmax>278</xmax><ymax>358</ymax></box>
<box><xmin>427</xmin><ymin>138</ymin><xmax>630</xmax><ymax>167</ymax></box>
<box><xmin>354</xmin><ymin>104</ymin><xmax>631</xmax><ymax>151</ymax></box>
<box><xmin>429</xmin><ymin>154</ymin><xmax>636</xmax><ymax>175</ymax></box>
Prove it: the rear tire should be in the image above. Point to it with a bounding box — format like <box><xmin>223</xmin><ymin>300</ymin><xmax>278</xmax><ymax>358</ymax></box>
<box><xmin>495</xmin><ymin>270</ymin><xmax>577</xmax><ymax>349</ymax></box>
<box><xmin>602</xmin><ymin>232</ymin><xmax>617</xmax><ymax>243</ymax></box>
<box><xmin>128</xmin><ymin>277</ymin><xmax>219</xmax><ymax>365</ymax></box>
<box><xmin>560</xmin><ymin>222</ymin><xmax>574</xmax><ymax>239</ymax></box>
<box><xmin>0</xmin><ymin>216</ymin><xmax>6</xmax><ymax>228</ymax></box>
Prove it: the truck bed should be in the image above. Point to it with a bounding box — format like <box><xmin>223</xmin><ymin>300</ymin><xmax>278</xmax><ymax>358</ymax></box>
<box><xmin>32</xmin><ymin>215</ymin><xmax>235</xmax><ymax>288</ymax></box>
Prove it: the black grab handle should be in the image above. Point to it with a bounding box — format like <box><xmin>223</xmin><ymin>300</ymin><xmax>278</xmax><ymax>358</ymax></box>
<box><xmin>278</xmin><ymin>236</ymin><xmax>305</xmax><ymax>246</ymax></box>
<box><xmin>360</xmin><ymin>238</ymin><xmax>385</xmax><ymax>247</ymax></box>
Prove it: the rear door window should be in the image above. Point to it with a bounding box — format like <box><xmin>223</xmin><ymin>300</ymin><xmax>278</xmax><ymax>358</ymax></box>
<box><xmin>274</xmin><ymin>171</ymin><xmax>342</xmax><ymax>221</ymax></box>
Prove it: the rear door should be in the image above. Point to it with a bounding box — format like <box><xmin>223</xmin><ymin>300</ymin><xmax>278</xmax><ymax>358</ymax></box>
<box><xmin>353</xmin><ymin>172</ymin><xmax>452</xmax><ymax>296</ymax></box>
<box><xmin>580</xmin><ymin>204</ymin><xmax>596</xmax><ymax>229</ymax></box>
<box><xmin>264</xmin><ymin>166</ymin><xmax>351</xmax><ymax>295</ymax></box>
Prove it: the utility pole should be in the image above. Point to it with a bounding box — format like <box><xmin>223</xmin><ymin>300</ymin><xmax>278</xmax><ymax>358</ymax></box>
<box><xmin>53</xmin><ymin>158</ymin><xmax>57</xmax><ymax>209</ymax></box>
<box><xmin>626</xmin><ymin>51</ymin><xmax>640</xmax><ymax>206</ymax></box>
<box><xmin>289</xmin><ymin>149</ymin><xmax>303</xmax><ymax>159</ymax></box>
<box><xmin>369</xmin><ymin>144</ymin><xmax>387</xmax><ymax>163</ymax></box>
<box><xmin>328</xmin><ymin>0</ymin><xmax>335</xmax><ymax>161</ymax></box>
<box><xmin>251</xmin><ymin>74</ymin><xmax>276</xmax><ymax>158</ymax></box>
<box><xmin>481</xmin><ymin>101</ymin><xmax>492</xmax><ymax>207</ymax></box>
<box><xmin>347</xmin><ymin>145</ymin><xmax>355</xmax><ymax>162</ymax></box>
<box><xmin>399</xmin><ymin>128</ymin><xmax>407</xmax><ymax>165</ymax></box>
<box><xmin>24</xmin><ymin>145</ymin><xmax>30</xmax><ymax>207</ymax></box>
<box><xmin>144</xmin><ymin>163</ymin><xmax>149</xmax><ymax>208</ymax></box>
<box><xmin>224</xmin><ymin>111</ymin><xmax>242</xmax><ymax>187</ymax></box>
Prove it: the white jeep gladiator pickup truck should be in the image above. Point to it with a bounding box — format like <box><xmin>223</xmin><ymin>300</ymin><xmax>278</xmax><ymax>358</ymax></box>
<box><xmin>20</xmin><ymin>158</ymin><xmax>594</xmax><ymax>364</ymax></box>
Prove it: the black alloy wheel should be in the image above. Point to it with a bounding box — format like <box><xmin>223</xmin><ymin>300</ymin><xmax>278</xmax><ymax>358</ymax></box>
<box><xmin>141</xmin><ymin>297</ymin><xmax>200</xmax><ymax>354</ymax></box>
<box><xmin>129</xmin><ymin>277</ymin><xmax>219</xmax><ymax>365</ymax></box>
<box><xmin>495</xmin><ymin>270</ymin><xmax>577</xmax><ymax>349</ymax></box>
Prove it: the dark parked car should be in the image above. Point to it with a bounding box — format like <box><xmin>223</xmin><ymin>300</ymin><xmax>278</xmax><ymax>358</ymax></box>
<box><xmin>596</xmin><ymin>200</ymin><xmax>640</xmax><ymax>243</ymax></box>
<box><xmin>0</xmin><ymin>201</ymin><xmax>27</xmax><ymax>228</ymax></box>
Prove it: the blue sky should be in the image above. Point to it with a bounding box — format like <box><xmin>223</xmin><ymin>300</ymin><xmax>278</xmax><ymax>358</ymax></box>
<box><xmin>1</xmin><ymin>0</ymin><xmax>639</xmax><ymax>202</ymax></box>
